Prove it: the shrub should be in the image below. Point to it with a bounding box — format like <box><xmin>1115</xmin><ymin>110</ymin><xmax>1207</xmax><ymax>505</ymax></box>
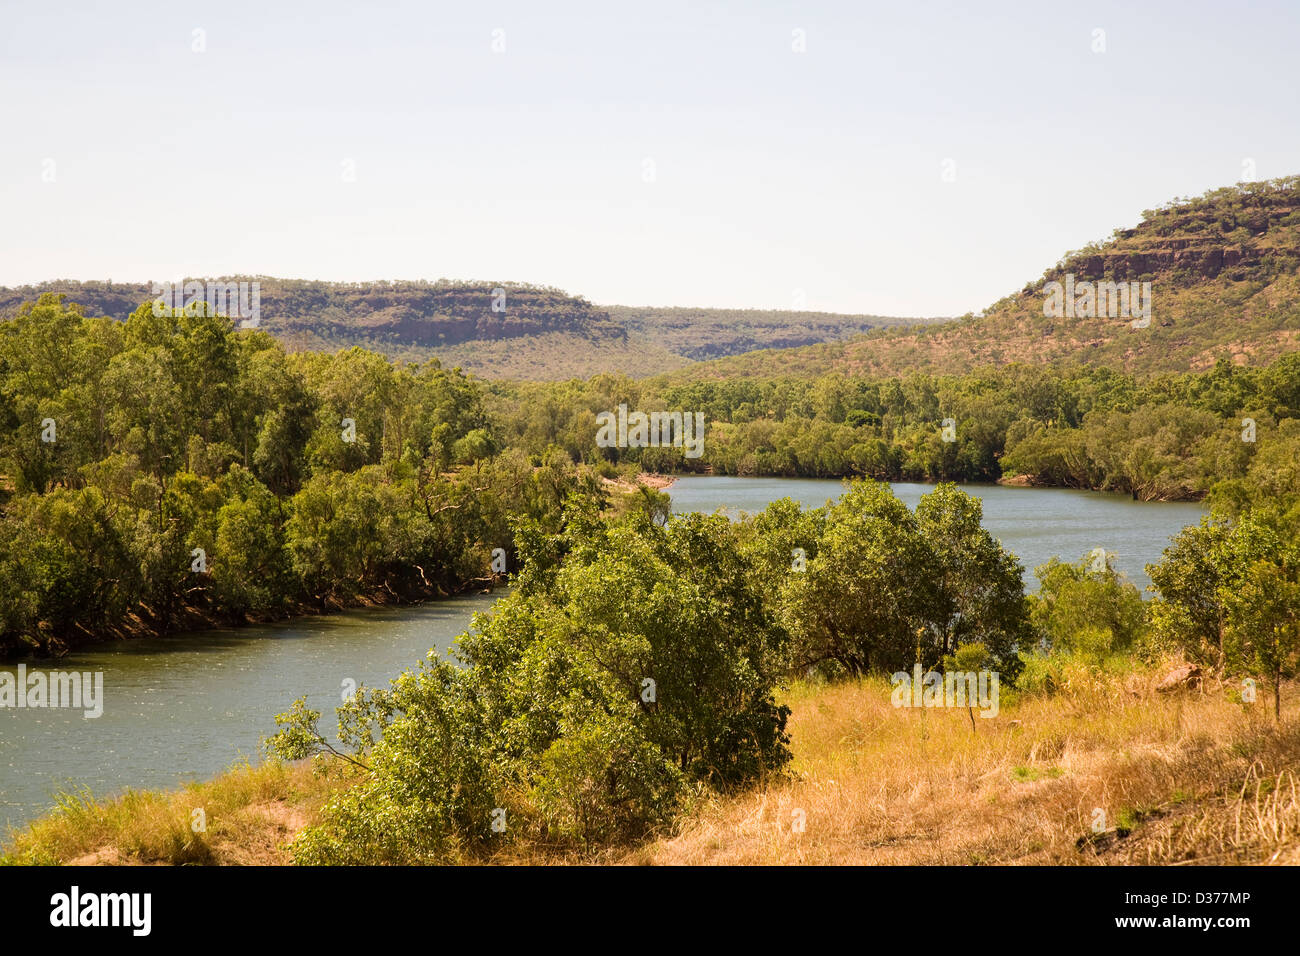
<box><xmin>268</xmin><ymin>506</ymin><xmax>792</xmax><ymax>862</ymax></box>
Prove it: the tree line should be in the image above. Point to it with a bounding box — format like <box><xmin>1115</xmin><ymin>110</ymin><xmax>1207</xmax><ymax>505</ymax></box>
<box><xmin>0</xmin><ymin>294</ymin><xmax>603</xmax><ymax>656</ymax></box>
<box><xmin>6</xmin><ymin>290</ymin><xmax>1299</xmax><ymax>657</ymax></box>
<box><xmin>487</xmin><ymin>355</ymin><xmax>1300</xmax><ymax>504</ymax></box>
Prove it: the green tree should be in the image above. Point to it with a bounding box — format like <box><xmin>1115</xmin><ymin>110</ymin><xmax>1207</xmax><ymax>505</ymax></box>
<box><xmin>916</xmin><ymin>483</ymin><xmax>1032</xmax><ymax>678</ymax></box>
<box><xmin>782</xmin><ymin>481</ymin><xmax>935</xmax><ymax>674</ymax></box>
<box><xmin>1147</xmin><ymin>518</ymin><xmax>1243</xmax><ymax>670</ymax></box>
<box><xmin>1030</xmin><ymin>553</ymin><xmax>1146</xmax><ymax>662</ymax></box>
<box><xmin>268</xmin><ymin>504</ymin><xmax>792</xmax><ymax>861</ymax></box>
<box><xmin>1223</xmin><ymin>558</ymin><xmax>1300</xmax><ymax>720</ymax></box>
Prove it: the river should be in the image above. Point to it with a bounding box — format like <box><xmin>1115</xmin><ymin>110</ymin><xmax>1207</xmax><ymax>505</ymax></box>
<box><xmin>0</xmin><ymin>478</ymin><xmax>1204</xmax><ymax>832</ymax></box>
<box><xmin>666</xmin><ymin>477</ymin><xmax>1205</xmax><ymax>591</ymax></box>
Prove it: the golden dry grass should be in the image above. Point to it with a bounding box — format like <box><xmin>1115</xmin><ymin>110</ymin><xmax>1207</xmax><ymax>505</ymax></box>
<box><xmin>622</xmin><ymin>667</ymin><xmax>1300</xmax><ymax>865</ymax></box>
<box><xmin>1</xmin><ymin>759</ymin><xmax>351</xmax><ymax>866</ymax></box>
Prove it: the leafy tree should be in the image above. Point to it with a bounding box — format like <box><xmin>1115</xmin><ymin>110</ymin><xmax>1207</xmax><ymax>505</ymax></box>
<box><xmin>1030</xmin><ymin>553</ymin><xmax>1146</xmax><ymax>662</ymax></box>
<box><xmin>916</xmin><ymin>484</ymin><xmax>1031</xmax><ymax>680</ymax></box>
<box><xmin>781</xmin><ymin>481</ymin><xmax>934</xmax><ymax>674</ymax></box>
<box><xmin>1223</xmin><ymin>558</ymin><xmax>1300</xmax><ymax>720</ymax></box>
<box><xmin>268</xmin><ymin>505</ymin><xmax>792</xmax><ymax>862</ymax></box>
<box><xmin>1148</xmin><ymin>517</ymin><xmax>1263</xmax><ymax>671</ymax></box>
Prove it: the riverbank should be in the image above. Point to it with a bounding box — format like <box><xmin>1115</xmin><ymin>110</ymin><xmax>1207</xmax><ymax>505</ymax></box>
<box><xmin>636</xmin><ymin>472</ymin><xmax>678</xmax><ymax>490</ymax></box>
<box><xmin>1</xmin><ymin>760</ymin><xmax>356</xmax><ymax>865</ymax></box>
<box><xmin>0</xmin><ymin>471</ymin><xmax>682</xmax><ymax>663</ymax></box>
<box><xmin>6</xmin><ymin>659</ymin><xmax>1295</xmax><ymax>865</ymax></box>
<box><xmin>996</xmin><ymin>473</ymin><xmax>1207</xmax><ymax>502</ymax></box>
<box><xmin>0</xmin><ymin>573</ymin><xmax>507</xmax><ymax>663</ymax></box>
<box><xmin>0</xmin><ymin>473</ymin><xmax>1202</xmax><ymax>663</ymax></box>
<box><xmin>600</xmin><ymin>471</ymin><xmax>678</xmax><ymax>494</ymax></box>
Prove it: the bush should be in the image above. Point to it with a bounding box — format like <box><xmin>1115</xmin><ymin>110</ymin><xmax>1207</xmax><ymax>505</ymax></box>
<box><xmin>1029</xmin><ymin>553</ymin><xmax>1146</xmax><ymax>662</ymax></box>
<box><xmin>268</xmin><ymin>505</ymin><xmax>792</xmax><ymax>862</ymax></box>
<box><xmin>778</xmin><ymin>481</ymin><xmax>1031</xmax><ymax>679</ymax></box>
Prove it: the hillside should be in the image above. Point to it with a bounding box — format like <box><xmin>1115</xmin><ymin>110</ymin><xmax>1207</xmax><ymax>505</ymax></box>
<box><xmin>662</xmin><ymin>176</ymin><xmax>1300</xmax><ymax>383</ymax></box>
<box><xmin>607</xmin><ymin>305</ymin><xmax>938</xmax><ymax>361</ymax></box>
<box><xmin>0</xmin><ymin>278</ymin><xmax>625</xmax><ymax>366</ymax></box>
<box><xmin>0</xmin><ymin>279</ymin><xmax>926</xmax><ymax>381</ymax></box>
<box><xmin>8</xmin><ymin>177</ymin><xmax>1294</xmax><ymax>384</ymax></box>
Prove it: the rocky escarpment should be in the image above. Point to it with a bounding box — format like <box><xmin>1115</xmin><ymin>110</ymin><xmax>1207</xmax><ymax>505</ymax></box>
<box><xmin>670</xmin><ymin>176</ymin><xmax>1300</xmax><ymax>381</ymax></box>
<box><xmin>1020</xmin><ymin>185</ymin><xmax>1300</xmax><ymax>291</ymax></box>
<box><xmin>0</xmin><ymin>279</ymin><xmax>628</xmax><ymax>349</ymax></box>
<box><xmin>1062</xmin><ymin>241</ymin><xmax>1253</xmax><ymax>281</ymax></box>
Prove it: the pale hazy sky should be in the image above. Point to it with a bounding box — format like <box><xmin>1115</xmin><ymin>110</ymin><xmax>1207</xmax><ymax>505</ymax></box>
<box><xmin>2</xmin><ymin>0</ymin><xmax>1297</xmax><ymax>315</ymax></box>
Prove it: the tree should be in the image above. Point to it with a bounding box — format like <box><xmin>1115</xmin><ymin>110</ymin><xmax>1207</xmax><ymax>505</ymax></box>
<box><xmin>1031</xmin><ymin>553</ymin><xmax>1146</xmax><ymax>662</ymax></box>
<box><xmin>1147</xmin><ymin>518</ymin><xmax>1242</xmax><ymax>670</ymax></box>
<box><xmin>916</xmin><ymin>483</ymin><xmax>1032</xmax><ymax>680</ymax></box>
<box><xmin>782</xmin><ymin>481</ymin><xmax>934</xmax><ymax>674</ymax></box>
<box><xmin>268</xmin><ymin>503</ymin><xmax>792</xmax><ymax>861</ymax></box>
<box><xmin>1223</xmin><ymin>558</ymin><xmax>1300</xmax><ymax>720</ymax></box>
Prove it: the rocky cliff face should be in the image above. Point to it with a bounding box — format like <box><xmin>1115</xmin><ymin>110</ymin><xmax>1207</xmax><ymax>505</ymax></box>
<box><xmin>1026</xmin><ymin>188</ymin><xmax>1300</xmax><ymax>289</ymax></box>
<box><xmin>0</xmin><ymin>279</ymin><xmax>628</xmax><ymax>349</ymax></box>
<box><xmin>1064</xmin><ymin>242</ymin><xmax>1250</xmax><ymax>281</ymax></box>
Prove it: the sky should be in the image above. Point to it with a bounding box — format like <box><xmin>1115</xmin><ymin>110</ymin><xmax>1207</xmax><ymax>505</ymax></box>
<box><xmin>1</xmin><ymin>0</ymin><xmax>1298</xmax><ymax>316</ymax></box>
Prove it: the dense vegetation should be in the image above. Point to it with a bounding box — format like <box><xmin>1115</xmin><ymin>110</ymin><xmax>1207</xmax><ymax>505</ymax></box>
<box><xmin>266</xmin><ymin>479</ymin><xmax>1032</xmax><ymax>861</ymax></box>
<box><xmin>487</xmin><ymin>353</ymin><xmax>1300</xmax><ymax>501</ymax></box>
<box><xmin>265</xmin><ymin>474</ymin><xmax>1300</xmax><ymax>862</ymax></box>
<box><xmin>0</xmin><ymin>293</ymin><xmax>616</xmax><ymax>657</ymax></box>
<box><xmin>6</xmin><ymin>284</ymin><xmax>1300</xmax><ymax>659</ymax></box>
<box><xmin>2</xmin><ymin>275</ymin><xmax>1297</xmax><ymax>863</ymax></box>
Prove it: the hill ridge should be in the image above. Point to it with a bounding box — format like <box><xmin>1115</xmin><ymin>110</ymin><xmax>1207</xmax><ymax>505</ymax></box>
<box><xmin>661</xmin><ymin>175</ymin><xmax>1300</xmax><ymax>384</ymax></box>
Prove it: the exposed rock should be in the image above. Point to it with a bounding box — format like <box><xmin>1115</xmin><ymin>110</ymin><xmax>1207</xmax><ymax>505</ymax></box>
<box><xmin>1156</xmin><ymin>662</ymin><xmax>1203</xmax><ymax>693</ymax></box>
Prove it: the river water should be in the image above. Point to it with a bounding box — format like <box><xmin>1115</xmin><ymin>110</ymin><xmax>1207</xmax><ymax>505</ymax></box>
<box><xmin>666</xmin><ymin>477</ymin><xmax>1205</xmax><ymax>591</ymax></box>
<box><xmin>0</xmin><ymin>478</ymin><xmax>1204</xmax><ymax>832</ymax></box>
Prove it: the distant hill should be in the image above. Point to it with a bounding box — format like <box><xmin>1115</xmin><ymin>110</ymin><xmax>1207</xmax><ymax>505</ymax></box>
<box><xmin>14</xmin><ymin>176</ymin><xmax>1287</xmax><ymax>385</ymax></box>
<box><xmin>607</xmin><ymin>305</ymin><xmax>939</xmax><ymax>361</ymax></box>
<box><xmin>662</xmin><ymin>176</ymin><xmax>1300</xmax><ymax>383</ymax></box>
<box><xmin>0</xmin><ymin>278</ymin><xmax>929</xmax><ymax>380</ymax></box>
<box><xmin>0</xmin><ymin>277</ymin><xmax>622</xmax><ymax>354</ymax></box>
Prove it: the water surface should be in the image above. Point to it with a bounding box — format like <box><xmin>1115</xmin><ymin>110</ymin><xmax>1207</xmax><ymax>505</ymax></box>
<box><xmin>668</xmin><ymin>476</ymin><xmax>1205</xmax><ymax>591</ymax></box>
<box><xmin>1</xmin><ymin>593</ymin><xmax>499</xmax><ymax>831</ymax></box>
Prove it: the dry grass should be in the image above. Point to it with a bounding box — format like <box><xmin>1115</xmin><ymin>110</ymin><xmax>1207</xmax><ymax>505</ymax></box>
<box><xmin>1</xmin><ymin>759</ymin><xmax>351</xmax><ymax>866</ymax></box>
<box><xmin>622</xmin><ymin>667</ymin><xmax>1300</xmax><ymax>865</ymax></box>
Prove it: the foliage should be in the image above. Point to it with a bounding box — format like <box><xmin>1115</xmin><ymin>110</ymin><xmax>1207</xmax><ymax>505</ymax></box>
<box><xmin>1148</xmin><ymin>508</ymin><xmax>1300</xmax><ymax>718</ymax></box>
<box><xmin>267</xmin><ymin>506</ymin><xmax>793</xmax><ymax>862</ymax></box>
<box><xmin>484</xmin><ymin>353</ymin><xmax>1300</xmax><ymax>505</ymax></box>
<box><xmin>1029</xmin><ymin>553</ymin><xmax>1146</xmax><ymax>663</ymax></box>
<box><xmin>0</xmin><ymin>295</ymin><xmax>585</xmax><ymax>654</ymax></box>
<box><xmin>743</xmin><ymin>482</ymin><xmax>1031</xmax><ymax>679</ymax></box>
